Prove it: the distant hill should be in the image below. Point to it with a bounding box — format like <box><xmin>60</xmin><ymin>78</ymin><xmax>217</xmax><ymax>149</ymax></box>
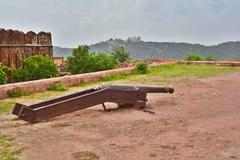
<box><xmin>53</xmin><ymin>46</ymin><xmax>73</xmax><ymax>59</ymax></box>
<box><xmin>54</xmin><ymin>39</ymin><xmax>240</xmax><ymax>60</ymax></box>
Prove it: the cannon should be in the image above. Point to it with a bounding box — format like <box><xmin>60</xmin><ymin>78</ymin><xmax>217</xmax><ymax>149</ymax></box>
<box><xmin>12</xmin><ymin>84</ymin><xmax>174</xmax><ymax>123</ymax></box>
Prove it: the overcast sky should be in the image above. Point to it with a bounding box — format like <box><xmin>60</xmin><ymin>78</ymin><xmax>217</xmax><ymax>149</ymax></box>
<box><xmin>0</xmin><ymin>0</ymin><xmax>239</xmax><ymax>47</ymax></box>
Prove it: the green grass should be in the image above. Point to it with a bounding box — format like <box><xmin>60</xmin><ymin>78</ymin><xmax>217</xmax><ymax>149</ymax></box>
<box><xmin>150</xmin><ymin>63</ymin><xmax>239</xmax><ymax>78</ymax></box>
<box><xmin>0</xmin><ymin>135</ymin><xmax>22</xmax><ymax>160</ymax></box>
<box><xmin>47</xmin><ymin>83</ymin><xmax>68</xmax><ymax>91</ymax></box>
<box><xmin>100</xmin><ymin>73</ymin><xmax>129</xmax><ymax>81</ymax></box>
<box><xmin>7</xmin><ymin>88</ymin><xmax>31</xmax><ymax>98</ymax></box>
<box><xmin>72</xmin><ymin>151</ymin><xmax>99</xmax><ymax>160</ymax></box>
<box><xmin>0</xmin><ymin>103</ymin><xmax>15</xmax><ymax>113</ymax></box>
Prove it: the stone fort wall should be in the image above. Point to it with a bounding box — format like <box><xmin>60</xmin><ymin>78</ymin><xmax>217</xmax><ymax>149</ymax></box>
<box><xmin>0</xmin><ymin>28</ymin><xmax>53</xmax><ymax>68</ymax></box>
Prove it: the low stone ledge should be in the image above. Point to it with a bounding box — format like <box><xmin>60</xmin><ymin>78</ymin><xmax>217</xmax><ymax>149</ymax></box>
<box><xmin>0</xmin><ymin>67</ymin><xmax>135</xmax><ymax>99</ymax></box>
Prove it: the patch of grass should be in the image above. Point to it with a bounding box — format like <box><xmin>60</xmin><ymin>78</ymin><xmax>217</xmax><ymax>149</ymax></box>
<box><xmin>72</xmin><ymin>151</ymin><xmax>99</xmax><ymax>160</ymax></box>
<box><xmin>0</xmin><ymin>135</ymin><xmax>22</xmax><ymax>160</ymax></box>
<box><xmin>0</xmin><ymin>102</ymin><xmax>16</xmax><ymax>113</ymax></box>
<box><xmin>117</xmin><ymin>103</ymin><xmax>133</xmax><ymax>109</ymax></box>
<box><xmin>48</xmin><ymin>83</ymin><xmax>68</xmax><ymax>91</ymax></box>
<box><xmin>150</xmin><ymin>63</ymin><xmax>239</xmax><ymax>78</ymax></box>
<box><xmin>7</xmin><ymin>88</ymin><xmax>30</xmax><ymax>98</ymax></box>
<box><xmin>100</xmin><ymin>73</ymin><xmax>129</xmax><ymax>81</ymax></box>
<box><xmin>51</xmin><ymin>122</ymin><xmax>72</xmax><ymax>128</ymax></box>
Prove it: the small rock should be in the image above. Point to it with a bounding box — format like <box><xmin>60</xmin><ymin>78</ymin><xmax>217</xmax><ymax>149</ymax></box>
<box><xmin>149</xmin><ymin>153</ymin><xmax>157</xmax><ymax>157</ymax></box>
<box><xmin>222</xmin><ymin>152</ymin><xmax>237</xmax><ymax>159</ymax></box>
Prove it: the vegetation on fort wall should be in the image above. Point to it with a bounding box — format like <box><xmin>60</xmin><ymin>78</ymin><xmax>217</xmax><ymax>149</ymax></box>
<box><xmin>65</xmin><ymin>45</ymin><xmax>117</xmax><ymax>74</ymax></box>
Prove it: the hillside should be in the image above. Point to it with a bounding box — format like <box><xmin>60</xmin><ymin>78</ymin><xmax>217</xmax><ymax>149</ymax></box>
<box><xmin>54</xmin><ymin>39</ymin><xmax>240</xmax><ymax>60</ymax></box>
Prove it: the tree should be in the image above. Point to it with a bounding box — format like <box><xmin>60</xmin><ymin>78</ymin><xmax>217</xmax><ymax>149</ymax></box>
<box><xmin>12</xmin><ymin>55</ymin><xmax>59</xmax><ymax>82</ymax></box>
<box><xmin>65</xmin><ymin>45</ymin><xmax>93</xmax><ymax>74</ymax></box>
<box><xmin>111</xmin><ymin>46</ymin><xmax>130</xmax><ymax>63</ymax></box>
<box><xmin>65</xmin><ymin>45</ymin><xmax>117</xmax><ymax>74</ymax></box>
<box><xmin>91</xmin><ymin>53</ymin><xmax>117</xmax><ymax>72</ymax></box>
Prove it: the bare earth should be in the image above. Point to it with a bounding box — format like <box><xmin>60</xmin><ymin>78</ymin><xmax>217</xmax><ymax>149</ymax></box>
<box><xmin>1</xmin><ymin>72</ymin><xmax>240</xmax><ymax>160</ymax></box>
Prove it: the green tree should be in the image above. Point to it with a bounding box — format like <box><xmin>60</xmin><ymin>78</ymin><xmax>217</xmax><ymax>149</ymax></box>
<box><xmin>66</xmin><ymin>45</ymin><xmax>117</xmax><ymax>74</ymax></box>
<box><xmin>111</xmin><ymin>46</ymin><xmax>130</xmax><ymax>63</ymax></box>
<box><xmin>90</xmin><ymin>53</ymin><xmax>117</xmax><ymax>72</ymax></box>
<box><xmin>12</xmin><ymin>55</ymin><xmax>59</xmax><ymax>82</ymax></box>
<box><xmin>65</xmin><ymin>45</ymin><xmax>92</xmax><ymax>74</ymax></box>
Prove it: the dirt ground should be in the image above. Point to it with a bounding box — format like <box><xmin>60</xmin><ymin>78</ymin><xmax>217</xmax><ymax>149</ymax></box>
<box><xmin>1</xmin><ymin>72</ymin><xmax>240</xmax><ymax>160</ymax></box>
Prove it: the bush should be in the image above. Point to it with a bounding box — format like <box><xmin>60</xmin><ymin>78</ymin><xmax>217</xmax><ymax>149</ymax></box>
<box><xmin>7</xmin><ymin>88</ymin><xmax>29</xmax><ymax>98</ymax></box>
<box><xmin>0</xmin><ymin>68</ymin><xmax>8</xmax><ymax>85</ymax></box>
<box><xmin>133</xmin><ymin>63</ymin><xmax>149</xmax><ymax>74</ymax></box>
<box><xmin>185</xmin><ymin>53</ymin><xmax>203</xmax><ymax>61</ymax></box>
<box><xmin>48</xmin><ymin>82</ymin><xmax>68</xmax><ymax>91</ymax></box>
<box><xmin>205</xmin><ymin>55</ymin><xmax>216</xmax><ymax>61</ymax></box>
<box><xmin>66</xmin><ymin>45</ymin><xmax>117</xmax><ymax>74</ymax></box>
<box><xmin>12</xmin><ymin>55</ymin><xmax>59</xmax><ymax>82</ymax></box>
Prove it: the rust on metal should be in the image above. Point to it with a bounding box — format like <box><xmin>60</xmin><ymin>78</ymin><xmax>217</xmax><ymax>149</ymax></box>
<box><xmin>12</xmin><ymin>85</ymin><xmax>174</xmax><ymax>123</ymax></box>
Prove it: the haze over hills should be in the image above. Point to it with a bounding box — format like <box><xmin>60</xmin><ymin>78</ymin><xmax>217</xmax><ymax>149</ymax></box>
<box><xmin>54</xmin><ymin>38</ymin><xmax>240</xmax><ymax>60</ymax></box>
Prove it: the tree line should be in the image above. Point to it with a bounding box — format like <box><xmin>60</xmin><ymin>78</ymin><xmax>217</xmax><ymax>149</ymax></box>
<box><xmin>0</xmin><ymin>45</ymin><xmax>130</xmax><ymax>84</ymax></box>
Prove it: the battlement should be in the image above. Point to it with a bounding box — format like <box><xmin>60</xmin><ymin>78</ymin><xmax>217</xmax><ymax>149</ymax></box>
<box><xmin>0</xmin><ymin>28</ymin><xmax>53</xmax><ymax>68</ymax></box>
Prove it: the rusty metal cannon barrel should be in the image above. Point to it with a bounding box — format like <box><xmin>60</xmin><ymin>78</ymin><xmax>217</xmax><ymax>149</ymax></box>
<box><xmin>137</xmin><ymin>86</ymin><xmax>174</xmax><ymax>94</ymax></box>
<box><xmin>101</xmin><ymin>85</ymin><xmax>174</xmax><ymax>94</ymax></box>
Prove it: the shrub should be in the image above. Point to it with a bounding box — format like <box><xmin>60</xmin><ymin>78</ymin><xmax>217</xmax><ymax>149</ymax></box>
<box><xmin>205</xmin><ymin>55</ymin><xmax>216</xmax><ymax>61</ymax></box>
<box><xmin>48</xmin><ymin>82</ymin><xmax>68</xmax><ymax>91</ymax></box>
<box><xmin>12</xmin><ymin>55</ymin><xmax>59</xmax><ymax>82</ymax></box>
<box><xmin>0</xmin><ymin>68</ymin><xmax>8</xmax><ymax>85</ymax></box>
<box><xmin>7</xmin><ymin>88</ymin><xmax>29</xmax><ymax>98</ymax></box>
<box><xmin>133</xmin><ymin>63</ymin><xmax>149</xmax><ymax>74</ymax></box>
<box><xmin>66</xmin><ymin>45</ymin><xmax>117</xmax><ymax>74</ymax></box>
<box><xmin>185</xmin><ymin>53</ymin><xmax>203</xmax><ymax>61</ymax></box>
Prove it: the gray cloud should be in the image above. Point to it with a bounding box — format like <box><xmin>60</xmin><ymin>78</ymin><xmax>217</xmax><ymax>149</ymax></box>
<box><xmin>0</xmin><ymin>0</ymin><xmax>239</xmax><ymax>47</ymax></box>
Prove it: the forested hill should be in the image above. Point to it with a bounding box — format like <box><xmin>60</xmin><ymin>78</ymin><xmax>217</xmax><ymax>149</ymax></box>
<box><xmin>54</xmin><ymin>39</ymin><xmax>240</xmax><ymax>60</ymax></box>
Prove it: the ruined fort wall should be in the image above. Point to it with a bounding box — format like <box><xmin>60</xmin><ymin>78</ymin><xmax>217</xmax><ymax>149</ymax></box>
<box><xmin>0</xmin><ymin>29</ymin><xmax>53</xmax><ymax>68</ymax></box>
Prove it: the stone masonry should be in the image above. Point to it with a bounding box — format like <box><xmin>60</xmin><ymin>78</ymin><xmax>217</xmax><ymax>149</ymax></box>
<box><xmin>0</xmin><ymin>28</ymin><xmax>53</xmax><ymax>68</ymax></box>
